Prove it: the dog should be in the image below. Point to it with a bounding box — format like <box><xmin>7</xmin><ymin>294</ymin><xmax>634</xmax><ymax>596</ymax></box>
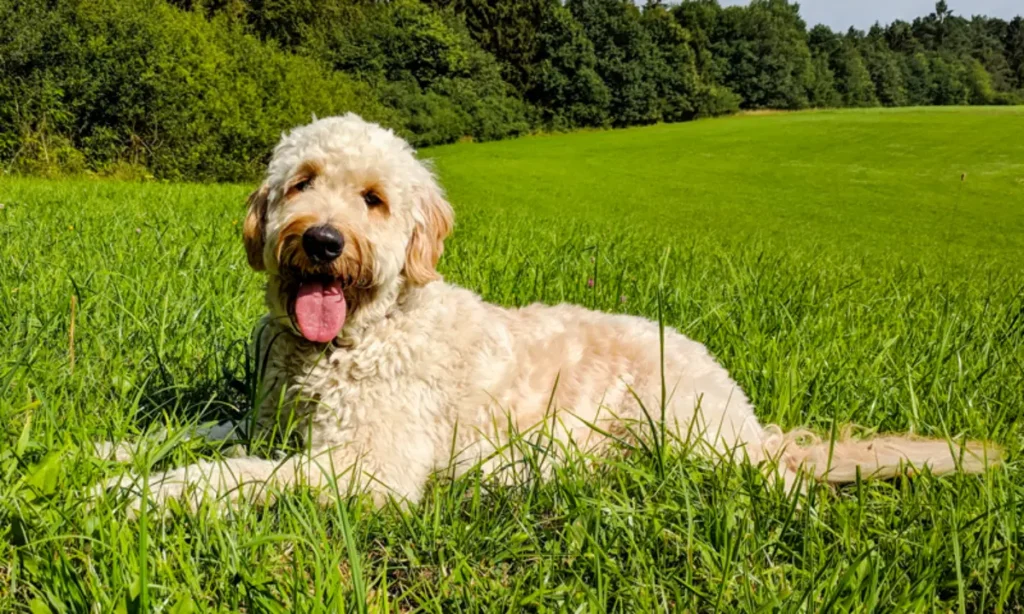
<box><xmin>99</xmin><ymin>114</ymin><xmax>999</xmax><ymax>513</ymax></box>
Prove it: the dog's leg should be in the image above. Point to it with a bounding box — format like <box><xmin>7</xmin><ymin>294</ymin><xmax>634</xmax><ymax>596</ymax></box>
<box><xmin>93</xmin><ymin>440</ymin><xmax>139</xmax><ymax>463</ymax></box>
<box><xmin>93</xmin><ymin>420</ymin><xmax>248</xmax><ymax>463</ymax></box>
<box><xmin>99</xmin><ymin>445</ymin><xmax>395</xmax><ymax>516</ymax></box>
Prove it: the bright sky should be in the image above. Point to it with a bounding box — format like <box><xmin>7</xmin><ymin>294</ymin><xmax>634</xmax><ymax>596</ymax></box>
<box><xmin>719</xmin><ymin>1</ymin><xmax>1023</xmax><ymax>31</ymax></box>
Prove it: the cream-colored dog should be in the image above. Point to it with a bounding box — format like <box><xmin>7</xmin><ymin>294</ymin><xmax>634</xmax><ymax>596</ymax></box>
<box><xmin>101</xmin><ymin>115</ymin><xmax>997</xmax><ymax>512</ymax></box>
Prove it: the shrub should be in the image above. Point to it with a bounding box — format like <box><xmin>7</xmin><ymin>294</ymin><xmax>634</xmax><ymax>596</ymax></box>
<box><xmin>249</xmin><ymin>0</ymin><xmax>530</xmax><ymax>146</ymax></box>
<box><xmin>0</xmin><ymin>0</ymin><xmax>393</xmax><ymax>181</ymax></box>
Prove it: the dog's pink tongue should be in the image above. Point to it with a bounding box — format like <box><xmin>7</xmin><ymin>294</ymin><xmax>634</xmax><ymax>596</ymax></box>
<box><xmin>294</xmin><ymin>280</ymin><xmax>346</xmax><ymax>343</ymax></box>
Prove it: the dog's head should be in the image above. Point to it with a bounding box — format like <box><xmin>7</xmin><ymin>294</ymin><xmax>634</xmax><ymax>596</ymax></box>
<box><xmin>242</xmin><ymin>114</ymin><xmax>453</xmax><ymax>343</ymax></box>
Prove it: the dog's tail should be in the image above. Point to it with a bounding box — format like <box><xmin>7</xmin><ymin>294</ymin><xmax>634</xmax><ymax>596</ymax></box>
<box><xmin>759</xmin><ymin>425</ymin><xmax>1000</xmax><ymax>484</ymax></box>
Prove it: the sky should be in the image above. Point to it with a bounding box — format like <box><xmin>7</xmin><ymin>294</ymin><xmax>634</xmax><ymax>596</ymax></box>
<box><xmin>719</xmin><ymin>1</ymin><xmax>1023</xmax><ymax>31</ymax></box>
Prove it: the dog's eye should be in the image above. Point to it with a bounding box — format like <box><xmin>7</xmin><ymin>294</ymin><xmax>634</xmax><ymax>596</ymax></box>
<box><xmin>290</xmin><ymin>177</ymin><xmax>313</xmax><ymax>195</ymax></box>
<box><xmin>363</xmin><ymin>190</ymin><xmax>383</xmax><ymax>207</ymax></box>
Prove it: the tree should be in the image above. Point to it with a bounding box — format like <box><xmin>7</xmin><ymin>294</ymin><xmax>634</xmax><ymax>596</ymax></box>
<box><xmin>0</xmin><ymin>0</ymin><xmax>394</xmax><ymax>180</ymax></box>
<box><xmin>253</xmin><ymin>0</ymin><xmax>530</xmax><ymax>145</ymax></box>
<box><xmin>1006</xmin><ymin>17</ymin><xmax>1024</xmax><ymax>90</ymax></box>
<box><xmin>885</xmin><ymin>20</ymin><xmax>918</xmax><ymax>54</ymax></box>
<box><xmin>808</xmin><ymin>53</ymin><xmax>841</xmax><ymax>107</ymax></box>
<box><xmin>425</xmin><ymin>0</ymin><xmax>546</xmax><ymax>94</ymax></box>
<box><xmin>835</xmin><ymin>42</ymin><xmax>878</xmax><ymax>107</ymax></box>
<box><xmin>568</xmin><ymin>0</ymin><xmax>661</xmax><ymax>126</ymax></box>
<box><xmin>965</xmin><ymin>58</ymin><xmax>996</xmax><ymax>104</ymax></box>
<box><xmin>672</xmin><ymin>0</ymin><xmax>724</xmax><ymax>85</ymax></box>
<box><xmin>902</xmin><ymin>52</ymin><xmax>934</xmax><ymax>105</ymax></box>
<box><xmin>929</xmin><ymin>54</ymin><xmax>970</xmax><ymax>104</ymax></box>
<box><xmin>711</xmin><ymin>0</ymin><xmax>814</xmax><ymax>109</ymax></box>
<box><xmin>913</xmin><ymin>1</ymin><xmax>970</xmax><ymax>54</ymax></box>
<box><xmin>963</xmin><ymin>17</ymin><xmax>1013</xmax><ymax>92</ymax></box>
<box><xmin>809</xmin><ymin>26</ymin><xmax>876</xmax><ymax>107</ymax></box>
<box><xmin>528</xmin><ymin>2</ymin><xmax>611</xmax><ymax>128</ymax></box>
<box><xmin>641</xmin><ymin>3</ymin><xmax>703</xmax><ymax>121</ymax></box>
<box><xmin>863</xmin><ymin>25</ymin><xmax>907</xmax><ymax>106</ymax></box>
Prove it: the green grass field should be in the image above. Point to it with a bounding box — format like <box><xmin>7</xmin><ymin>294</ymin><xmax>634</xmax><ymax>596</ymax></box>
<box><xmin>2</xmin><ymin>107</ymin><xmax>1023</xmax><ymax>611</ymax></box>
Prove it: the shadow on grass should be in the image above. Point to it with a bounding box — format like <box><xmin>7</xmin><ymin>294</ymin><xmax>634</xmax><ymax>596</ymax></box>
<box><xmin>126</xmin><ymin>338</ymin><xmax>254</xmax><ymax>433</ymax></box>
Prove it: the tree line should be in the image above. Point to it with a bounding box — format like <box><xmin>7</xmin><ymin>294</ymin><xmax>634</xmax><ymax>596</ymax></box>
<box><xmin>1</xmin><ymin>0</ymin><xmax>1021</xmax><ymax>181</ymax></box>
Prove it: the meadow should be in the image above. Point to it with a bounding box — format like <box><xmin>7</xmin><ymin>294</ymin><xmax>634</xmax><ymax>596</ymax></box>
<box><xmin>1</xmin><ymin>107</ymin><xmax>1023</xmax><ymax>611</ymax></box>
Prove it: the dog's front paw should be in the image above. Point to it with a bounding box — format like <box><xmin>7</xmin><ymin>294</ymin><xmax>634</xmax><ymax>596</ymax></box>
<box><xmin>91</xmin><ymin>468</ymin><xmax>198</xmax><ymax>518</ymax></box>
<box><xmin>92</xmin><ymin>440</ymin><xmax>137</xmax><ymax>463</ymax></box>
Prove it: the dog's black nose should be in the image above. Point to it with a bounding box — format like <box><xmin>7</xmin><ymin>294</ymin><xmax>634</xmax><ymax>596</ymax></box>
<box><xmin>302</xmin><ymin>225</ymin><xmax>345</xmax><ymax>263</ymax></box>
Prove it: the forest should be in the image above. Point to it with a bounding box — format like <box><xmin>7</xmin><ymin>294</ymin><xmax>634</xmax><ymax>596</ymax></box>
<box><xmin>2</xmin><ymin>0</ymin><xmax>1021</xmax><ymax>181</ymax></box>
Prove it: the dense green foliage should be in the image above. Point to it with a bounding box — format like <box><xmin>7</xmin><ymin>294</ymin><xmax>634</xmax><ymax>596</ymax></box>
<box><xmin>0</xmin><ymin>0</ymin><xmax>395</xmax><ymax>181</ymax></box>
<box><xmin>2</xmin><ymin>108</ymin><xmax>1023</xmax><ymax>610</ymax></box>
<box><xmin>239</xmin><ymin>0</ymin><xmax>531</xmax><ymax>147</ymax></box>
<box><xmin>1</xmin><ymin>0</ymin><xmax>1022</xmax><ymax>180</ymax></box>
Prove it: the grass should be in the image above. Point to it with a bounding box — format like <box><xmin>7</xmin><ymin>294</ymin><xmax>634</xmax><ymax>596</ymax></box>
<box><xmin>1</xmin><ymin>106</ymin><xmax>1023</xmax><ymax>611</ymax></box>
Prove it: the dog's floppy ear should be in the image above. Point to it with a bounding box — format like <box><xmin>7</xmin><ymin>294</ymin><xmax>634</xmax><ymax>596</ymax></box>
<box><xmin>405</xmin><ymin>176</ymin><xmax>453</xmax><ymax>286</ymax></box>
<box><xmin>243</xmin><ymin>184</ymin><xmax>269</xmax><ymax>271</ymax></box>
